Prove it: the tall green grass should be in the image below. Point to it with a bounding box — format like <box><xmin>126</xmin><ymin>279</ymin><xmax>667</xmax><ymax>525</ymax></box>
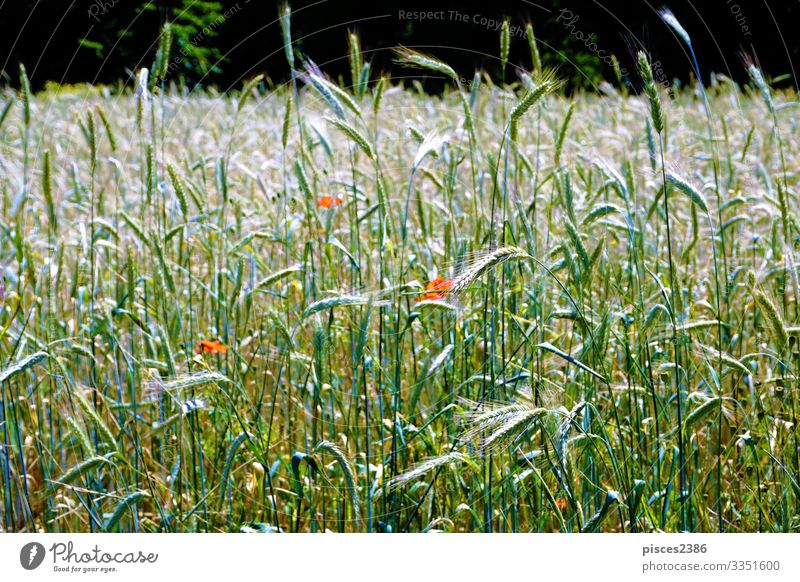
<box><xmin>0</xmin><ymin>19</ymin><xmax>798</xmax><ymax>533</ymax></box>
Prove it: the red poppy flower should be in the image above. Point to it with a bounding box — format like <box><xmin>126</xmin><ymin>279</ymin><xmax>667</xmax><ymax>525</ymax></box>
<box><xmin>317</xmin><ymin>195</ymin><xmax>343</xmax><ymax>208</ymax></box>
<box><xmin>195</xmin><ymin>340</ymin><xmax>228</xmax><ymax>354</ymax></box>
<box><xmin>418</xmin><ymin>275</ymin><xmax>453</xmax><ymax>301</ymax></box>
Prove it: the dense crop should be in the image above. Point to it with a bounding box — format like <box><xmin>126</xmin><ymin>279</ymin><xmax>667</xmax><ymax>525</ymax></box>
<box><xmin>1</xmin><ymin>23</ymin><xmax>799</xmax><ymax>533</ymax></box>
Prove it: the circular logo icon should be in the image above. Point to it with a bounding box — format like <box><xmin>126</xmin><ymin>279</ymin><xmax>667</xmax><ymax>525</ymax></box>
<box><xmin>20</xmin><ymin>542</ymin><xmax>46</xmax><ymax>570</ymax></box>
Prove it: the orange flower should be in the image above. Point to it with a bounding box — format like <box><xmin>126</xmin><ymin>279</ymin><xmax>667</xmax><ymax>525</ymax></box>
<box><xmin>555</xmin><ymin>498</ymin><xmax>567</xmax><ymax>511</ymax></box>
<box><xmin>195</xmin><ymin>340</ymin><xmax>228</xmax><ymax>354</ymax></box>
<box><xmin>418</xmin><ymin>275</ymin><xmax>453</xmax><ymax>301</ymax></box>
<box><xmin>317</xmin><ymin>195</ymin><xmax>343</xmax><ymax>208</ymax></box>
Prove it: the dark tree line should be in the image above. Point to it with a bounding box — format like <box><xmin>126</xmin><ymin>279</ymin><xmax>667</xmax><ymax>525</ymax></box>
<box><xmin>1</xmin><ymin>0</ymin><xmax>797</xmax><ymax>92</ymax></box>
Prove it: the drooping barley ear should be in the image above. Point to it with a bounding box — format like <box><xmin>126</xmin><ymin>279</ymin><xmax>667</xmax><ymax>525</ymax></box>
<box><xmin>372</xmin><ymin>76</ymin><xmax>385</xmax><ymax>115</ymax></box>
<box><xmin>746</xmin><ymin>61</ymin><xmax>776</xmax><ymax>118</ymax></box>
<box><xmin>509</xmin><ymin>73</ymin><xmax>561</xmax><ymax>140</ymax></box>
<box><xmin>301</xmin><ymin>65</ymin><xmax>345</xmax><ymax>118</ymax></box>
<box><xmin>637</xmin><ymin>51</ymin><xmax>664</xmax><ymax>134</ymax></box>
<box><xmin>160</xmin><ymin>371</ymin><xmax>228</xmax><ymax>392</ymax></box>
<box><xmin>665</xmin><ymin>170</ymin><xmax>709</xmax><ymax>212</ymax></box>
<box><xmin>255</xmin><ymin>265</ymin><xmax>302</xmax><ymax>290</ymax></box>
<box><xmin>582</xmin><ymin>490</ymin><xmax>619</xmax><ymax>532</ymax></box>
<box><xmin>658</xmin><ymin>8</ymin><xmax>691</xmax><ymax>47</ymax></box>
<box><xmin>315</xmin><ymin>440</ymin><xmax>360</xmax><ymax>523</ymax></box>
<box><xmin>42</xmin><ymin>151</ymin><xmax>57</xmax><ymax>234</ymax></box>
<box><xmin>407</xmin><ymin>125</ymin><xmax>424</xmax><ymax>144</ymax></box>
<box><xmin>316</xmin><ymin>73</ymin><xmax>361</xmax><ymax>116</ymax></box>
<box><xmin>554</xmin><ymin>102</ymin><xmax>574</xmax><ymax>167</ymax></box>
<box><xmin>582</xmin><ymin>202</ymin><xmax>622</xmax><ymax>226</ymax></box>
<box><xmin>325</xmin><ymin>117</ymin><xmax>375</xmax><ymax>160</ymax></box>
<box><xmin>104</xmin><ymin>491</ymin><xmax>150</xmax><ymax>532</ymax></box>
<box><xmin>95</xmin><ymin>105</ymin><xmax>117</xmax><ymax>152</ymax></box>
<box><xmin>167</xmin><ymin>163</ymin><xmax>189</xmax><ymax>218</ymax></box>
<box><xmin>348</xmin><ymin>31</ymin><xmax>362</xmax><ymax>96</ymax></box>
<box><xmin>300</xmin><ymin>295</ymin><xmax>369</xmax><ymax>321</ymax></box>
<box><xmin>18</xmin><ymin>63</ymin><xmax>31</xmax><ymax>130</ymax></box>
<box><xmin>386</xmin><ymin>452</ymin><xmax>471</xmax><ymax>490</ymax></box>
<box><xmin>394</xmin><ymin>47</ymin><xmax>458</xmax><ymax>81</ymax></box>
<box><xmin>279</xmin><ymin>3</ymin><xmax>295</xmax><ymax>69</ymax></box>
<box><xmin>237</xmin><ymin>74</ymin><xmax>264</xmax><ymax>113</ymax></box>
<box><xmin>282</xmin><ymin>93</ymin><xmax>293</xmax><ymax>149</ymax></box>
<box><xmin>696</xmin><ymin>342</ymin><xmax>750</xmax><ymax>376</ymax></box>
<box><xmin>65</xmin><ymin>417</ymin><xmax>94</xmax><ymax>455</ymax></box>
<box><xmin>47</xmin><ymin>456</ymin><xmax>114</xmax><ymax>494</ymax></box>
<box><xmin>451</xmin><ymin>246</ymin><xmax>530</xmax><ymax>294</ymax></box>
<box><xmin>62</xmin><ymin>378</ymin><xmax>118</xmax><ymax>452</ymax></box>
<box><xmin>525</xmin><ymin>23</ymin><xmax>542</xmax><ymax>76</ymax></box>
<box><xmin>681</xmin><ymin>397</ymin><xmax>724</xmax><ymax>439</ymax></box>
<box><xmin>748</xmin><ymin>270</ymin><xmax>788</xmax><ymax>350</ymax></box>
<box><xmin>500</xmin><ymin>19</ymin><xmax>511</xmax><ymax>77</ymax></box>
<box><xmin>0</xmin><ymin>351</ymin><xmax>48</xmax><ymax>383</ymax></box>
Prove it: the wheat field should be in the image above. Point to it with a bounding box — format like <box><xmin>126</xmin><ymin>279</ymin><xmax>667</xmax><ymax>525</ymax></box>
<box><xmin>1</xmin><ymin>18</ymin><xmax>799</xmax><ymax>533</ymax></box>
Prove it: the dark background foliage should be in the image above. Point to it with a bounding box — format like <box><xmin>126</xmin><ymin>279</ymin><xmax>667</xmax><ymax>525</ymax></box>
<box><xmin>1</xmin><ymin>0</ymin><xmax>797</xmax><ymax>92</ymax></box>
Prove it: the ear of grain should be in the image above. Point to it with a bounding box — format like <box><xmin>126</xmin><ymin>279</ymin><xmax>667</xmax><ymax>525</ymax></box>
<box><xmin>637</xmin><ymin>51</ymin><xmax>664</xmax><ymax>134</ymax></box>
<box><xmin>65</xmin><ymin>417</ymin><xmax>94</xmax><ymax>455</ymax></box>
<box><xmin>237</xmin><ymin>75</ymin><xmax>264</xmax><ymax>112</ymax></box>
<box><xmin>167</xmin><ymin>163</ymin><xmax>189</xmax><ymax>218</ymax></box>
<box><xmin>282</xmin><ymin>93</ymin><xmax>293</xmax><ymax>149</ymax></box>
<box><xmin>315</xmin><ymin>440</ymin><xmax>360</xmax><ymax>523</ymax></box>
<box><xmin>554</xmin><ymin>102</ymin><xmax>575</xmax><ymax>167</ymax></box>
<box><xmin>682</xmin><ymin>397</ymin><xmax>723</xmax><ymax>438</ymax></box>
<box><xmin>665</xmin><ymin>171</ymin><xmax>709</xmax><ymax>213</ymax></box>
<box><xmin>48</xmin><ymin>456</ymin><xmax>113</xmax><ymax>494</ymax></box>
<box><xmin>300</xmin><ymin>295</ymin><xmax>369</xmax><ymax>320</ymax></box>
<box><xmin>279</xmin><ymin>3</ymin><xmax>294</xmax><ymax>68</ymax></box>
<box><xmin>325</xmin><ymin>117</ymin><xmax>375</xmax><ymax>159</ymax></box>
<box><xmin>372</xmin><ymin>76</ymin><xmax>385</xmax><ymax>115</ymax></box>
<box><xmin>525</xmin><ymin>23</ymin><xmax>542</xmax><ymax>75</ymax></box>
<box><xmin>394</xmin><ymin>47</ymin><xmax>457</xmax><ymax>81</ymax></box>
<box><xmin>582</xmin><ymin>489</ymin><xmax>619</xmax><ymax>532</ymax></box>
<box><xmin>451</xmin><ymin>246</ymin><xmax>529</xmax><ymax>294</ymax></box>
<box><xmin>499</xmin><ymin>19</ymin><xmax>510</xmax><ymax>74</ymax></box>
<box><xmin>748</xmin><ymin>271</ymin><xmax>788</xmax><ymax>350</ymax></box>
<box><xmin>386</xmin><ymin>452</ymin><xmax>471</xmax><ymax>490</ymax></box>
<box><xmin>95</xmin><ymin>105</ymin><xmax>117</xmax><ymax>152</ymax></box>
<box><xmin>19</xmin><ymin>63</ymin><xmax>31</xmax><ymax>129</ymax></box>
<box><xmin>0</xmin><ymin>351</ymin><xmax>48</xmax><ymax>383</ymax></box>
<box><xmin>348</xmin><ymin>31</ymin><xmax>363</xmax><ymax>96</ymax></box>
<box><xmin>104</xmin><ymin>491</ymin><xmax>150</xmax><ymax>532</ymax></box>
